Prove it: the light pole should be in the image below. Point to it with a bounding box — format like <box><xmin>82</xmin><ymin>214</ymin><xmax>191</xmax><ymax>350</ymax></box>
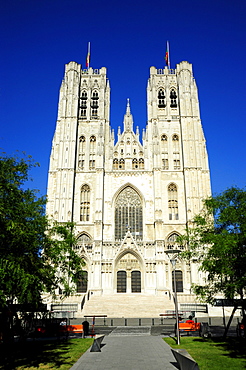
<box><xmin>170</xmin><ymin>258</ymin><xmax>180</xmax><ymax>345</ymax></box>
<box><xmin>166</xmin><ymin>250</ymin><xmax>181</xmax><ymax>345</ymax></box>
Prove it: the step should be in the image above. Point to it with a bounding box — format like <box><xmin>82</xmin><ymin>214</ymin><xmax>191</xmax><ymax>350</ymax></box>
<box><xmin>109</xmin><ymin>326</ymin><xmax>151</xmax><ymax>336</ymax></box>
<box><xmin>82</xmin><ymin>294</ymin><xmax>174</xmax><ymax>318</ymax></box>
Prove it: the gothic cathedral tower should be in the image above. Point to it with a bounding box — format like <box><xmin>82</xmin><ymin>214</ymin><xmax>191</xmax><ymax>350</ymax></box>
<box><xmin>46</xmin><ymin>60</ymin><xmax>211</xmax><ymax>317</ymax></box>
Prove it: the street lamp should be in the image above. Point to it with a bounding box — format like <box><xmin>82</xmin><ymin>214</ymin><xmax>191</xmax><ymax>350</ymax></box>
<box><xmin>166</xmin><ymin>250</ymin><xmax>181</xmax><ymax>345</ymax></box>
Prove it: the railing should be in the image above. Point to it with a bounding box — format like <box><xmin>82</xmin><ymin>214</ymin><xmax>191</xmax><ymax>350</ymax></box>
<box><xmin>157</xmin><ymin>68</ymin><xmax>176</xmax><ymax>75</ymax></box>
<box><xmin>180</xmin><ymin>303</ymin><xmax>208</xmax><ymax>313</ymax></box>
<box><xmin>51</xmin><ymin>303</ymin><xmax>78</xmax><ymax>312</ymax></box>
<box><xmin>82</xmin><ymin>69</ymin><xmax>100</xmax><ymax>74</ymax></box>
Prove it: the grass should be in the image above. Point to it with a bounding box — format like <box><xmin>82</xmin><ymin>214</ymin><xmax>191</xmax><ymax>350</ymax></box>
<box><xmin>0</xmin><ymin>337</ymin><xmax>94</xmax><ymax>370</ymax></box>
<box><xmin>164</xmin><ymin>336</ymin><xmax>246</xmax><ymax>370</ymax></box>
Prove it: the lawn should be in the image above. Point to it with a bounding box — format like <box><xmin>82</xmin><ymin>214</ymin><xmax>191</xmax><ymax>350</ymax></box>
<box><xmin>164</xmin><ymin>336</ymin><xmax>246</xmax><ymax>370</ymax></box>
<box><xmin>0</xmin><ymin>338</ymin><xmax>94</xmax><ymax>370</ymax></box>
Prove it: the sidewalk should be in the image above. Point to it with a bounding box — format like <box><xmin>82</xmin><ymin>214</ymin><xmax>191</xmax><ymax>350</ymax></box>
<box><xmin>70</xmin><ymin>334</ymin><xmax>177</xmax><ymax>370</ymax></box>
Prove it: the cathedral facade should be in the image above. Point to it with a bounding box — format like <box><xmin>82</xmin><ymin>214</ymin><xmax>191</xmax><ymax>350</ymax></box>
<box><xmin>46</xmin><ymin>60</ymin><xmax>211</xmax><ymax>315</ymax></box>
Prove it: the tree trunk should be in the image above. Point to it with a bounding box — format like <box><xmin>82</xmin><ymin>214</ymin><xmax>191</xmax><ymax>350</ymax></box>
<box><xmin>223</xmin><ymin>305</ymin><xmax>237</xmax><ymax>338</ymax></box>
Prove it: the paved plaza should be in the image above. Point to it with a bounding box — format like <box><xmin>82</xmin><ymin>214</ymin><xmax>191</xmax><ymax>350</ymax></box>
<box><xmin>70</xmin><ymin>329</ymin><xmax>177</xmax><ymax>370</ymax></box>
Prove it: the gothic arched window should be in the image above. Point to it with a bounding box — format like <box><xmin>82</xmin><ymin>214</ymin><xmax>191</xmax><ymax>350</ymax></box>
<box><xmin>168</xmin><ymin>183</ymin><xmax>179</xmax><ymax>220</ymax></box>
<box><xmin>172</xmin><ymin>134</ymin><xmax>179</xmax><ymax>141</ymax></box>
<box><xmin>172</xmin><ymin>134</ymin><xmax>179</xmax><ymax>152</ymax></box>
<box><xmin>80</xmin><ymin>184</ymin><xmax>90</xmax><ymax>221</ymax></box>
<box><xmin>79</xmin><ymin>136</ymin><xmax>86</xmax><ymax>152</ymax></box>
<box><xmin>170</xmin><ymin>89</ymin><xmax>177</xmax><ymax>108</ymax></box>
<box><xmin>119</xmin><ymin>158</ymin><xmax>125</xmax><ymax>170</ymax></box>
<box><xmin>132</xmin><ymin>158</ymin><xmax>138</xmax><ymax>169</ymax></box>
<box><xmin>78</xmin><ymin>136</ymin><xmax>86</xmax><ymax>169</ymax></box>
<box><xmin>115</xmin><ymin>187</ymin><xmax>143</xmax><ymax>240</ymax></box>
<box><xmin>76</xmin><ymin>233</ymin><xmax>92</xmax><ymax>247</ymax></box>
<box><xmin>80</xmin><ymin>91</ymin><xmax>87</xmax><ymax>118</ymax></box>
<box><xmin>139</xmin><ymin>158</ymin><xmax>144</xmax><ymax>170</ymax></box>
<box><xmin>161</xmin><ymin>134</ymin><xmax>168</xmax><ymax>153</ymax></box>
<box><xmin>91</xmin><ymin>90</ymin><xmax>99</xmax><ymax>118</ymax></box>
<box><xmin>167</xmin><ymin>232</ymin><xmax>180</xmax><ymax>249</ymax></box>
<box><xmin>90</xmin><ymin>136</ymin><xmax>96</xmax><ymax>152</ymax></box>
<box><xmin>113</xmin><ymin>158</ymin><xmax>118</xmax><ymax>170</ymax></box>
<box><xmin>158</xmin><ymin>89</ymin><xmax>166</xmax><ymax>108</ymax></box>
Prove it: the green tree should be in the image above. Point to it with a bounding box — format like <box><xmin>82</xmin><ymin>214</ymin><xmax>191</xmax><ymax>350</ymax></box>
<box><xmin>180</xmin><ymin>187</ymin><xmax>246</xmax><ymax>335</ymax></box>
<box><xmin>0</xmin><ymin>153</ymin><xmax>84</xmax><ymax>342</ymax></box>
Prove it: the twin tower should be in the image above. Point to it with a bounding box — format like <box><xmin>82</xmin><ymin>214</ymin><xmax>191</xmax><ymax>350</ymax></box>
<box><xmin>46</xmin><ymin>60</ymin><xmax>211</xmax><ymax>315</ymax></box>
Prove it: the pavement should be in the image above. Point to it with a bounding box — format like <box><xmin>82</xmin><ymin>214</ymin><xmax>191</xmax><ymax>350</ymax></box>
<box><xmin>68</xmin><ymin>322</ymin><xmax>238</xmax><ymax>369</ymax></box>
<box><xmin>70</xmin><ymin>327</ymin><xmax>178</xmax><ymax>370</ymax></box>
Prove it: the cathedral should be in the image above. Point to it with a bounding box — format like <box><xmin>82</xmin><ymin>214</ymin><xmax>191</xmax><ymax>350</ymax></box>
<box><xmin>46</xmin><ymin>59</ymin><xmax>211</xmax><ymax>317</ymax></box>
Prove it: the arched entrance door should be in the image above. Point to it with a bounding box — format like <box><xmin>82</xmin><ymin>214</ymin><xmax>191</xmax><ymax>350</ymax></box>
<box><xmin>116</xmin><ymin>252</ymin><xmax>142</xmax><ymax>293</ymax></box>
<box><xmin>117</xmin><ymin>271</ymin><xmax>127</xmax><ymax>293</ymax></box>
<box><xmin>131</xmin><ymin>270</ymin><xmax>141</xmax><ymax>293</ymax></box>
<box><xmin>172</xmin><ymin>270</ymin><xmax>183</xmax><ymax>292</ymax></box>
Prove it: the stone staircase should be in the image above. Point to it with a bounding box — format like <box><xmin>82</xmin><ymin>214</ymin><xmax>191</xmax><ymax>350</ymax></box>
<box><xmin>81</xmin><ymin>293</ymin><xmax>174</xmax><ymax>318</ymax></box>
<box><xmin>109</xmin><ymin>326</ymin><xmax>151</xmax><ymax>336</ymax></box>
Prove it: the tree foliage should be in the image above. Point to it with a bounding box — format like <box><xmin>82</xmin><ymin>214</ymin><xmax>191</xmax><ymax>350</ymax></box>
<box><xmin>180</xmin><ymin>187</ymin><xmax>246</xmax><ymax>304</ymax></box>
<box><xmin>0</xmin><ymin>152</ymin><xmax>84</xmax><ymax>309</ymax></box>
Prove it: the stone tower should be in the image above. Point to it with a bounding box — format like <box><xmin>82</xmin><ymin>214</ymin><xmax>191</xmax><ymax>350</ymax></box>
<box><xmin>46</xmin><ymin>60</ymin><xmax>211</xmax><ymax>317</ymax></box>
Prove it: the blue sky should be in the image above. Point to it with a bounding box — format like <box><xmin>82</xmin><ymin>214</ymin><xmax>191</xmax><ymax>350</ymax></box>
<box><xmin>0</xmin><ymin>0</ymin><xmax>245</xmax><ymax>197</ymax></box>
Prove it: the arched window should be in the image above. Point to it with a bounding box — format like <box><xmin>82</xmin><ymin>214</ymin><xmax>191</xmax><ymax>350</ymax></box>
<box><xmin>79</xmin><ymin>136</ymin><xmax>86</xmax><ymax>152</ymax></box>
<box><xmin>132</xmin><ymin>158</ymin><xmax>138</xmax><ymax>169</ymax></box>
<box><xmin>91</xmin><ymin>90</ymin><xmax>99</xmax><ymax>118</ymax></box>
<box><xmin>172</xmin><ymin>134</ymin><xmax>179</xmax><ymax>152</ymax></box>
<box><xmin>80</xmin><ymin>185</ymin><xmax>90</xmax><ymax>221</ymax></box>
<box><xmin>161</xmin><ymin>134</ymin><xmax>168</xmax><ymax>153</ymax></box>
<box><xmin>172</xmin><ymin>134</ymin><xmax>179</xmax><ymax>141</ymax></box>
<box><xmin>113</xmin><ymin>158</ymin><xmax>119</xmax><ymax>170</ymax></box>
<box><xmin>168</xmin><ymin>183</ymin><xmax>178</xmax><ymax>220</ymax></box>
<box><xmin>115</xmin><ymin>187</ymin><xmax>143</xmax><ymax>240</ymax></box>
<box><xmin>170</xmin><ymin>89</ymin><xmax>177</xmax><ymax>108</ymax></box>
<box><xmin>90</xmin><ymin>136</ymin><xmax>96</xmax><ymax>152</ymax></box>
<box><xmin>80</xmin><ymin>91</ymin><xmax>87</xmax><ymax>118</ymax></box>
<box><xmin>158</xmin><ymin>89</ymin><xmax>166</xmax><ymax>108</ymax></box>
<box><xmin>77</xmin><ymin>271</ymin><xmax>88</xmax><ymax>293</ymax></box>
<box><xmin>78</xmin><ymin>136</ymin><xmax>86</xmax><ymax>169</ymax></box>
<box><xmin>161</xmin><ymin>134</ymin><xmax>167</xmax><ymax>141</ymax></box>
<box><xmin>172</xmin><ymin>270</ymin><xmax>183</xmax><ymax>292</ymax></box>
<box><xmin>76</xmin><ymin>233</ymin><xmax>92</xmax><ymax>249</ymax></box>
<box><xmin>139</xmin><ymin>158</ymin><xmax>144</xmax><ymax>170</ymax></box>
<box><xmin>119</xmin><ymin>158</ymin><xmax>125</xmax><ymax>170</ymax></box>
<box><xmin>167</xmin><ymin>232</ymin><xmax>180</xmax><ymax>249</ymax></box>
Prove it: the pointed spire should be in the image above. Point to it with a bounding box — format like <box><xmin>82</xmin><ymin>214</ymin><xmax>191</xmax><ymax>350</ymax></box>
<box><xmin>126</xmin><ymin>98</ymin><xmax>131</xmax><ymax>115</ymax></box>
<box><xmin>123</xmin><ymin>98</ymin><xmax>133</xmax><ymax>132</ymax></box>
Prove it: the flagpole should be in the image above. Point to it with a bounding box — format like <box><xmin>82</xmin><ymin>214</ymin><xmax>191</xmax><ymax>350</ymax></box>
<box><xmin>88</xmin><ymin>42</ymin><xmax>90</xmax><ymax>69</ymax></box>
<box><xmin>167</xmin><ymin>41</ymin><xmax>170</xmax><ymax>69</ymax></box>
<box><xmin>86</xmin><ymin>42</ymin><xmax>91</xmax><ymax>69</ymax></box>
<box><xmin>165</xmin><ymin>41</ymin><xmax>170</xmax><ymax>69</ymax></box>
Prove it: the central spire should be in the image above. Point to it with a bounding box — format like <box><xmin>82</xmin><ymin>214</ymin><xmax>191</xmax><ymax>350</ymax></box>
<box><xmin>124</xmin><ymin>98</ymin><xmax>133</xmax><ymax>132</ymax></box>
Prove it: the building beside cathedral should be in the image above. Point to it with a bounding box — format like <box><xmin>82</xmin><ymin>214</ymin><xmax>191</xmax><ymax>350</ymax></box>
<box><xmin>45</xmin><ymin>60</ymin><xmax>211</xmax><ymax>317</ymax></box>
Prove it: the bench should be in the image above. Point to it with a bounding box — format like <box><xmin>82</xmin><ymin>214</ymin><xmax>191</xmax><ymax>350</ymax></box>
<box><xmin>60</xmin><ymin>325</ymin><xmax>83</xmax><ymax>334</ymax></box>
<box><xmin>90</xmin><ymin>334</ymin><xmax>105</xmax><ymax>352</ymax></box>
<box><xmin>179</xmin><ymin>322</ymin><xmax>201</xmax><ymax>336</ymax></box>
<box><xmin>171</xmin><ymin>349</ymin><xmax>200</xmax><ymax>370</ymax></box>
